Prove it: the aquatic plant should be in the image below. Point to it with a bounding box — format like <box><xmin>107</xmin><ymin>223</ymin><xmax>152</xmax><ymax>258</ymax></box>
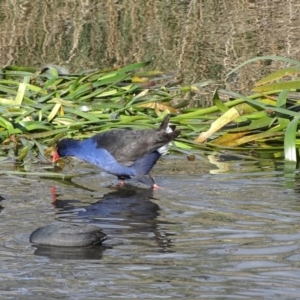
<box><xmin>0</xmin><ymin>56</ymin><xmax>300</xmax><ymax>178</ymax></box>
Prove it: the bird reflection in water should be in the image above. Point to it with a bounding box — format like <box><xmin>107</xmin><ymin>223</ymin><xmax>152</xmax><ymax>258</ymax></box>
<box><xmin>0</xmin><ymin>196</ymin><xmax>5</xmax><ymax>213</ymax></box>
<box><xmin>33</xmin><ymin>243</ymin><xmax>106</xmax><ymax>260</ymax></box>
<box><xmin>54</xmin><ymin>186</ymin><xmax>173</xmax><ymax>249</ymax></box>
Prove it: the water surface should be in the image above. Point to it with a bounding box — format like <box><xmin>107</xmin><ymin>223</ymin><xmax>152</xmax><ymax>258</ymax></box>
<box><xmin>0</xmin><ymin>155</ymin><xmax>300</xmax><ymax>299</ymax></box>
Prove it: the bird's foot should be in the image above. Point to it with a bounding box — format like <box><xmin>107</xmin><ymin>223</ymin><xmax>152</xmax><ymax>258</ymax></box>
<box><xmin>152</xmin><ymin>183</ymin><xmax>161</xmax><ymax>190</ymax></box>
<box><xmin>119</xmin><ymin>181</ymin><xmax>125</xmax><ymax>187</ymax></box>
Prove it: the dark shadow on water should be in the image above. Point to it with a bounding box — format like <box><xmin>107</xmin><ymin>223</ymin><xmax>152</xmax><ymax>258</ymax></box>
<box><xmin>54</xmin><ymin>186</ymin><xmax>173</xmax><ymax>251</ymax></box>
<box><xmin>0</xmin><ymin>195</ymin><xmax>5</xmax><ymax>213</ymax></box>
<box><xmin>32</xmin><ymin>186</ymin><xmax>173</xmax><ymax>260</ymax></box>
<box><xmin>32</xmin><ymin>244</ymin><xmax>108</xmax><ymax>260</ymax></box>
<box><xmin>55</xmin><ymin>187</ymin><xmax>159</xmax><ymax>225</ymax></box>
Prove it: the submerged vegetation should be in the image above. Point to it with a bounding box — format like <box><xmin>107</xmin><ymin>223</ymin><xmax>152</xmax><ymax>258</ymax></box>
<box><xmin>1</xmin><ymin>56</ymin><xmax>300</xmax><ymax>178</ymax></box>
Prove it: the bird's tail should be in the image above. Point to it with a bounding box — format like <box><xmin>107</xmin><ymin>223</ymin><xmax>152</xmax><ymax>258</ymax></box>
<box><xmin>159</xmin><ymin>114</ymin><xmax>171</xmax><ymax>131</ymax></box>
<box><xmin>157</xmin><ymin>114</ymin><xmax>181</xmax><ymax>155</ymax></box>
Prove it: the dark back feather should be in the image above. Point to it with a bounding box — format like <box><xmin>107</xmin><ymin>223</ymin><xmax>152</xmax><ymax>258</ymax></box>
<box><xmin>92</xmin><ymin>114</ymin><xmax>180</xmax><ymax>165</ymax></box>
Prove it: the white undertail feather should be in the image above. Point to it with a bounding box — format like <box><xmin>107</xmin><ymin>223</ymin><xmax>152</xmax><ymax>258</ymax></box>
<box><xmin>157</xmin><ymin>125</ymin><xmax>173</xmax><ymax>155</ymax></box>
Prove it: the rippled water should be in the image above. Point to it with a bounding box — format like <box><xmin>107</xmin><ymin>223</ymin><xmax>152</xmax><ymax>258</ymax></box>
<box><xmin>1</xmin><ymin>155</ymin><xmax>300</xmax><ymax>299</ymax></box>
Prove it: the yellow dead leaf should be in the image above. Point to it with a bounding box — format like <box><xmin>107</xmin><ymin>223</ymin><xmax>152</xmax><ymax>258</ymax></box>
<box><xmin>131</xmin><ymin>75</ymin><xmax>149</xmax><ymax>83</ymax></box>
<box><xmin>195</xmin><ymin>107</ymin><xmax>240</xmax><ymax>143</ymax></box>
<box><xmin>137</xmin><ymin>102</ymin><xmax>178</xmax><ymax>113</ymax></box>
<box><xmin>211</xmin><ymin>132</ymin><xmax>248</xmax><ymax>145</ymax></box>
<box><xmin>59</xmin><ymin>105</ymin><xmax>65</xmax><ymax>116</ymax></box>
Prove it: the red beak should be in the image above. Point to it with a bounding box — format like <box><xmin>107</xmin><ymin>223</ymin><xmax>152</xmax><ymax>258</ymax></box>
<box><xmin>52</xmin><ymin>149</ymin><xmax>60</xmax><ymax>163</ymax></box>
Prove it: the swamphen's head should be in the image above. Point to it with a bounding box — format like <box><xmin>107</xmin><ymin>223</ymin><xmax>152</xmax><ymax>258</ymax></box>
<box><xmin>52</xmin><ymin>138</ymin><xmax>80</xmax><ymax>163</ymax></box>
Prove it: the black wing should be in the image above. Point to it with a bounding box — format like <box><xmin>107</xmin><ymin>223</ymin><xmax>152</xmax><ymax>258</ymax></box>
<box><xmin>92</xmin><ymin>115</ymin><xmax>180</xmax><ymax>165</ymax></box>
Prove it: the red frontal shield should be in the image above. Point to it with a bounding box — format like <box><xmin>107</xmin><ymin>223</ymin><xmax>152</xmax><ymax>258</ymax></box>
<box><xmin>52</xmin><ymin>149</ymin><xmax>60</xmax><ymax>163</ymax></box>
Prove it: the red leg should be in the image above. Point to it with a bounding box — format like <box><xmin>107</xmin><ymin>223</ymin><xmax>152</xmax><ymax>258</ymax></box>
<box><xmin>51</xmin><ymin>186</ymin><xmax>57</xmax><ymax>203</ymax></box>
<box><xmin>152</xmin><ymin>183</ymin><xmax>160</xmax><ymax>190</ymax></box>
<box><xmin>119</xmin><ymin>181</ymin><xmax>125</xmax><ymax>187</ymax></box>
